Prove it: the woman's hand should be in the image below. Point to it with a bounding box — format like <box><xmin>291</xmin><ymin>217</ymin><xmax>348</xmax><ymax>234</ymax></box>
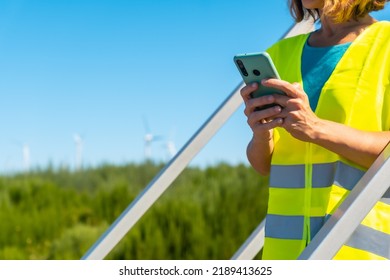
<box><xmin>240</xmin><ymin>82</ymin><xmax>283</xmax><ymax>140</ymax></box>
<box><xmin>262</xmin><ymin>78</ymin><xmax>321</xmax><ymax>142</ymax></box>
<box><xmin>240</xmin><ymin>82</ymin><xmax>283</xmax><ymax>175</ymax></box>
<box><xmin>262</xmin><ymin>78</ymin><xmax>390</xmax><ymax>169</ymax></box>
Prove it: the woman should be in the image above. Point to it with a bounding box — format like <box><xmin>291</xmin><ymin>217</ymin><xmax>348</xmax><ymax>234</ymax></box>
<box><xmin>241</xmin><ymin>0</ymin><xmax>390</xmax><ymax>259</ymax></box>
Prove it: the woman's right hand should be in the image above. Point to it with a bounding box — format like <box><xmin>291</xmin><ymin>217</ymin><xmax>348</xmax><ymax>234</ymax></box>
<box><xmin>240</xmin><ymin>82</ymin><xmax>283</xmax><ymax>140</ymax></box>
<box><xmin>240</xmin><ymin>82</ymin><xmax>283</xmax><ymax>175</ymax></box>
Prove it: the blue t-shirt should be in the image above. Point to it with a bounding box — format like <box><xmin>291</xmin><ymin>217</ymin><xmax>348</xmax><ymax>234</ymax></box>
<box><xmin>301</xmin><ymin>37</ymin><xmax>351</xmax><ymax>111</ymax></box>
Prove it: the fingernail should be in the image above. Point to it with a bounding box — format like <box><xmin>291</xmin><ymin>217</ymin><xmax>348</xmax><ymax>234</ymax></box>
<box><xmin>251</xmin><ymin>82</ymin><xmax>258</xmax><ymax>88</ymax></box>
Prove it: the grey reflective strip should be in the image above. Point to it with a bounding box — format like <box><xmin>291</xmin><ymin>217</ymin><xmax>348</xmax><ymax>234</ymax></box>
<box><xmin>381</xmin><ymin>198</ymin><xmax>390</xmax><ymax>205</ymax></box>
<box><xmin>270</xmin><ymin>161</ymin><xmax>365</xmax><ymax>189</ymax></box>
<box><xmin>310</xmin><ymin>216</ymin><xmax>326</xmax><ymax>239</ymax></box>
<box><xmin>381</xmin><ymin>187</ymin><xmax>390</xmax><ymax>205</ymax></box>
<box><xmin>334</xmin><ymin>162</ymin><xmax>365</xmax><ymax>191</ymax></box>
<box><xmin>334</xmin><ymin>163</ymin><xmax>389</xmax><ymax>205</ymax></box>
<box><xmin>345</xmin><ymin>224</ymin><xmax>390</xmax><ymax>259</ymax></box>
<box><xmin>265</xmin><ymin>214</ymin><xmax>327</xmax><ymax>240</ymax></box>
<box><xmin>382</xmin><ymin>187</ymin><xmax>390</xmax><ymax>198</ymax></box>
<box><xmin>312</xmin><ymin>163</ymin><xmax>336</xmax><ymax>187</ymax></box>
<box><xmin>265</xmin><ymin>214</ymin><xmax>304</xmax><ymax>240</ymax></box>
<box><xmin>270</xmin><ymin>165</ymin><xmax>305</xmax><ymax>188</ymax></box>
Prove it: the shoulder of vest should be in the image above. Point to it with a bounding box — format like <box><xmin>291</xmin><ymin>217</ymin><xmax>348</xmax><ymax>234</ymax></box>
<box><xmin>266</xmin><ymin>33</ymin><xmax>309</xmax><ymax>66</ymax></box>
<box><xmin>366</xmin><ymin>21</ymin><xmax>390</xmax><ymax>39</ymax></box>
<box><xmin>265</xmin><ymin>33</ymin><xmax>309</xmax><ymax>82</ymax></box>
<box><xmin>374</xmin><ymin>20</ymin><xmax>390</xmax><ymax>28</ymax></box>
<box><xmin>266</xmin><ymin>33</ymin><xmax>309</xmax><ymax>53</ymax></box>
<box><xmin>353</xmin><ymin>21</ymin><xmax>390</xmax><ymax>50</ymax></box>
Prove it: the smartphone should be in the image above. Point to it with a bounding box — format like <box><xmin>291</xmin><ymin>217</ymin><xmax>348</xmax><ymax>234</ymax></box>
<box><xmin>234</xmin><ymin>52</ymin><xmax>285</xmax><ymax>110</ymax></box>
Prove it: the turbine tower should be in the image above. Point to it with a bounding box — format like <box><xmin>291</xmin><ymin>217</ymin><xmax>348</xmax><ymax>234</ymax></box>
<box><xmin>73</xmin><ymin>133</ymin><xmax>83</xmax><ymax>170</ymax></box>
<box><xmin>12</xmin><ymin>140</ymin><xmax>30</xmax><ymax>172</ymax></box>
<box><xmin>22</xmin><ymin>143</ymin><xmax>30</xmax><ymax>172</ymax></box>
<box><xmin>165</xmin><ymin>127</ymin><xmax>177</xmax><ymax>160</ymax></box>
<box><xmin>143</xmin><ymin>117</ymin><xmax>162</xmax><ymax>161</ymax></box>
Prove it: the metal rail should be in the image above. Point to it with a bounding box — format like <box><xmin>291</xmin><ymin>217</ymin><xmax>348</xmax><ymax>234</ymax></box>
<box><xmin>82</xmin><ymin>83</ymin><xmax>244</xmax><ymax>259</ymax></box>
<box><xmin>82</xmin><ymin>18</ymin><xmax>314</xmax><ymax>260</ymax></box>
<box><xmin>231</xmin><ymin>219</ymin><xmax>266</xmax><ymax>260</ymax></box>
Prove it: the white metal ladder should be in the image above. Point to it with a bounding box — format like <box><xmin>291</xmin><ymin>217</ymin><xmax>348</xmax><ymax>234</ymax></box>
<box><xmin>81</xmin><ymin>18</ymin><xmax>390</xmax><ymax>260</ymax></box>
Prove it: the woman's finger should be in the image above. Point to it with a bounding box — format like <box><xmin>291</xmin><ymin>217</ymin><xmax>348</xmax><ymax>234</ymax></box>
<box><xmin>244</xmin><ymin>95</ymin><xmax>280</xmax><ymax>114</ymax></box>
<box><xmin>240</xmin><ymin>83</ymin><xmax>258</xmax><ymax>102</ymax></box>
<box><xmin>247</xmin><ymin>106</ymin><xmax>282</xmax><ymax>127</ymax></box>
<box><xmin>252</xmin><ymin>117</ymin><xmax>284</xmax><ymax>132</ymax></box>
<box><xmin>261</xmin><ymin>78</ymin><xmax>302</xmax><ymax>98</ymax></box>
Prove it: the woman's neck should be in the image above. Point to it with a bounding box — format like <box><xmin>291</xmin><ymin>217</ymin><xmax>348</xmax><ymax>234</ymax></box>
<box><xmin>309</xmin><ymin>15</ymin><xmax>377</xmax><ymax>47</ymax></box>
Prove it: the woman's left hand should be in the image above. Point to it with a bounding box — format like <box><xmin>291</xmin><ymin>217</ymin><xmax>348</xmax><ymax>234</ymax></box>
<box><xmin>262</xmin><ymin>78</ymin><xmax>321</xmax><ymax>142</ymax></box>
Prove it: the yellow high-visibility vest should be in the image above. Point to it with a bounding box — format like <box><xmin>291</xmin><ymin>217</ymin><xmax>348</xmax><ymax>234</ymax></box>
<box><xmin>263</xmin><ymin>21</ymin><xmax>390</xmax><ymax>260</ymax></box>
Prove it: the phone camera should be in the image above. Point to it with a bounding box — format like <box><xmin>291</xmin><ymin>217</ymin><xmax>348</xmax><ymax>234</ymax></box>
<box><xmin>236</xmin><ymin>59</ymin><xmax>248</xmax><ymax>76</ymax></box>
<box><xmin>253</xmin><ymin>69</ymin><xmax>261</xmax><ymax>76</ymax></box>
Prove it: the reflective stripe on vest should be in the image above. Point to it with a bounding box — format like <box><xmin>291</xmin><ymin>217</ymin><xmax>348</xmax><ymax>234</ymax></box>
<box><xmin>265</xmin><ymin>214</ymin><xmax>390</xmax><ymax>259</ymax></box>
<box><xmin>265</xmin><ymin>214</ymin><xmax>325</xmax><ymax>240</ymax></box>
<box><xmin>270</xmin><ymin>161</ymin><xmax>390</xmax><ymax>204</ymax></box>
<box><xmin>346</xmin><ymin>224</ymin><xmax>390</xmax><ymax>259</ymax></box>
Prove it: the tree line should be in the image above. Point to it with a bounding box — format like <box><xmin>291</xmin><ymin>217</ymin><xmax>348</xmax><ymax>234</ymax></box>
<box><xmin>0</xmin><ymin>162</ymin><xmax>268</xmax><ymax>260</ymax></box>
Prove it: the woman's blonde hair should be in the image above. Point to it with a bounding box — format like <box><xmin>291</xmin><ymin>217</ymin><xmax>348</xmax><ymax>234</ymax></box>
<box><xmin>289</xmin><ymin>0</ymin><xmax>389</xmax><ymax>23</ymax></box>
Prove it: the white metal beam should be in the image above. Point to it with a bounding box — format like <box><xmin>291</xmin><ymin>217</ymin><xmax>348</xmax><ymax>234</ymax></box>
<box><xmin>231</xmin><ymin>219</ymin><xmax>266</xmax><ymax>260</ymax></box>
<box><xmin>82</xmin><ymin>83</ymin><xmax>244</xmax><ymax>259</ymax></box>
<box><xmin>82</xmin><ymin>18</ymin><xmax>314</xmax><ymax>260</ymax></box>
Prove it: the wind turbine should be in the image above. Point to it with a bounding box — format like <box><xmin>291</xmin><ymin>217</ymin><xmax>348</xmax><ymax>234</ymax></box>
<box><xmin>73</xmin><ymin>133</ymin><xmax>83</xmax><ymax>170</ymax></box>
<box><xmin>22</xmin><ymin>143</ymin><xmax>30</xmax><ymax>172</ymax></box>
<box><xmin>143</xmin><ymin>117</ymin><xmax>162</xmax><ymax>161</ymax></box>
<box><xmin>165</xmin><ymin>127</ymin><xmax>177</xmax><ymax>160</ymax></box>
<box><xmin>12</xmin><ymin>140</ymin><xmax>30</xmax><ymax>172</ymax></box>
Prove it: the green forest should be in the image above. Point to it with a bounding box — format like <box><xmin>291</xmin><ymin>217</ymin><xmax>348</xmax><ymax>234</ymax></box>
<box><xmin>0</xmin><ymin>162</ymin><xmax>269</xmax><ymax>260</ymax></box>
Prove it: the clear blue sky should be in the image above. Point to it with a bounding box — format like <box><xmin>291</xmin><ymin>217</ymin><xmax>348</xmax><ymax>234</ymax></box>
<box><xmin>0</xmin><ymin>0</ymin><xmax>389</xmax><ymax>172</ymax></box>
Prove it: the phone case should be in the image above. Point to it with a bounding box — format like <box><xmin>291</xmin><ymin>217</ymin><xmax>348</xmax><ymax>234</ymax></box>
<box><xmin>233</xmin><ymin>52</ymin><xmax>285</xmax><ymax>99</ymax></box>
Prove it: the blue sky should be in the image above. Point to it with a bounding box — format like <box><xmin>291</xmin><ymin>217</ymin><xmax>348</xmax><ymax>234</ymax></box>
<box><xmin>0</xmin><ymin>1</ymin><xmax>389</xmax><ymax>172</ymax></box>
